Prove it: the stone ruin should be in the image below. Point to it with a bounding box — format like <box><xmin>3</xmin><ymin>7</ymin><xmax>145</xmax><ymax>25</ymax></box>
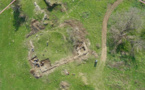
<box><xmin>59</xmin><ymin>81</ymin><xmax>70</xmax><ymax>90</ymax></box>
<box><xmin>26</xmin><ymin>19</ymin><xmax>45</xmax><ymax>38</ymax></box>
<box><xmin>75</xmin><ymin>41</ymin><xmax>88</xmax><ymax>56</ymax></box>
<box><xmin>30</xmin><ymin>56</ymin><xmax>51</xmax><ymax>78</ymax></box>
<box><xmin>63</xmin><ymin>20</ymin><xmax>89</xmax><ymax>56</ymax></box>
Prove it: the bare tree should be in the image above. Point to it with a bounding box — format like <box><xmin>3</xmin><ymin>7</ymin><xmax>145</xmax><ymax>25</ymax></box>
<box><xmin>108</xmin><ymin>8</ymin><xmax>145</xmax><ymax>55</ymax></box>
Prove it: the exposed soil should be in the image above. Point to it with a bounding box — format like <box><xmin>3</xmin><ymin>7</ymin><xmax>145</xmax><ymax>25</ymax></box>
<box><xmin>101</xmin><ymin>0</ymin><xmax>123</xmax><ymax>62</ymax></box>
<box><xmin>64</xmin><ymin>19</ymin><xmax>87</xmax><ymax>42</ymax></box>
<box><xmin>108</xmin><ymin>61</ymin><xmax>125</xmax><ymax>69</ymax></box>
<box><xmin>79</xmin><ymin>72</ymin><xmax>88</xmax><ymax>85</ymax></box>
<box><xmin>30</xmin><ymin>57</ymin><xmax>51</xmax><ymax>78</ymax></box>
<box><xmin>139</xmin><ymin>0</ymin><xmax>145</xmax><ymax>4</ymax></box>
<box><xmin>28</xmin><ymin>40</ymin><xmax>34</xmax><ymax>60</ymax></box>
<box><xmin>60</xmin><ymin>81</ymin><xmax>69</xmax><ymax>90</ymax></box>
<box><xmin>26</xmin><ymin>20</ymin><xmax>45</xmax><ymax>38</ymax></box>
<box><xmin>94</xmin><ymin>0</ymin><xmax>123</xmax><ymax>89</ymax></box>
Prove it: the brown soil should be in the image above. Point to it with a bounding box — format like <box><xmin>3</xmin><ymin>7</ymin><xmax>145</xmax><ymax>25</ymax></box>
<box><xmin>28</xmin><ymin>40</ymin><xmax>34</xmax><ymax>60</ymax></box>
<box><xmin>64</xmin><ymin>19</ymin><xmax>87</xmax><ymax>42</ymax></box>
<box><xmin>101</xmin><ymin>0</ymin><xmax>123</xmax><ymax>62</ymax></box>
<box><xmin>64</xmin><ymin>20</ymin><xmax>86</xmax><ymax>31</ymax></box>
<box><xmin>139</xmin><ymin>0</ymin><xmax>145</xmax><ymax>4</ymax></box>
<box><xmin>79</xmin><ymin>72</ymin><xmax>88</xmax><ymax>85</ymax></box>
<box><xmin>108</xmin><ymin>61</ymin><xmax>125</xmax><ymax>69</ymax></box>
<box><xmin>26</xmin><ymin>20</ymin><xmax>45</xmax><ymax>38</ymax></box>
<box><xmin>42</xmin><ymin>49</ymin><xmax>90</xmax><ymax>76</ymax></box>
<box><xmin>93</xmin><ymin>0</ymin><xmax>123</xmax><ymax>89</ymax></box>
<box><xmin>60</xmin><ymin>81</ymin><xmax>69</xmax><ymax>90</ymax></box>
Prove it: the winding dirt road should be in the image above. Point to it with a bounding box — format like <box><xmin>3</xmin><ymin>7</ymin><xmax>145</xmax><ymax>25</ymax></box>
<box><xmin>101</xmin><ymin>0</ymin><xmax>123</xmax><ymax>62</ymax></box>
<box><xmin>94</xmin><ymin>0</ymin><xmax>123</xmax><ymax>89</ymax></box>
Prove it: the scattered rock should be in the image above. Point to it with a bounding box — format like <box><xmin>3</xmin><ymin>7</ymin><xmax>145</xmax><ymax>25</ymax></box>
<box><xmin>44</xmin><ymin>0</ymin><xmax>61</xmax><ymax>7</ymax></box>
<box><xmin>42</xmin><ymin>13</ymin><xmax>49</xmax><ymax>25</ymax></box>
<box><xmin>79</xmin><ymin>72</ymin><xmax>88</xmax><ymax>85</ymax></box>
<box><xmin>43</xmin><ymin>20</ymin><xmax>49</xmax><ymax>25</ymax></box>
<box><xmin>61</xmin><ymin>69</ymin><xmax>69</xmax><ymax>75</ymax></box>
<box><xmin>91</xmin><ymin>51</ymin><xmax>98</xmax><ymax>58</ymax></box>
<box><xmin>29</xmin><ymin>56</ymin><xmax>51</xmax><ymax>78</ymax></box>
<box><xmin>61</xmin><ymin>3</ymin><xmax>68</xmax><ymax>12</ymax></box>
<box><xmin>34</xmin><ymin>2</ymin><xmax>43</xmax><ymax>14</ymax></box>
<box><xmin>108</xmin><ymin>61</ymin><xmax>125</xmax><ymax>70</ymax></box>
<box><xmin>60</xmin><ymin>81</ymin><xmax>69</xmax><ymax>90</ymax></box>
<box><xmin>96</xmin><ymin>43</ymin><xmax>100</xmax><ymax>49</ymax></box>
<box><xmin>43</xmin><ymin>13</ymin><xmax>49</xmax><ymax>20</ymax></box>
<box><xmin>30</xmin><ymin>69</ymin><xmax>42</xmax><ymax>78</ymax></box>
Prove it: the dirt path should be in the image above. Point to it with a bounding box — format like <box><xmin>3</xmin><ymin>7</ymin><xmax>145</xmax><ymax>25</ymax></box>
<box><xmin>0</xmin><ymin>0</ymin><xmax>16</xmax><ymax>14</ymax></box>
<box><xmin>93</xmin><ymin>0</ymin><xmax>123</xmax><ymax>89</ymax></box>
<box><xmin>139</xmin><ymin>0</ymin><xmax>145</xmax><ymax>4</ymax></box>
<box><xmin>28</xmin><ymin>40</ymin><xmax>34</xmax><ymax>60</ymax></box>
<box><xmin>101</xmin><ymin>0</ymin><xmax>123</xmax><ymax>62</ymax></box>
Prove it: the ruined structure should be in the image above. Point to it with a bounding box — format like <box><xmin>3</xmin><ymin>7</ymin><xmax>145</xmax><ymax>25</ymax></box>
<box><xmin>30</xmin><ymin>56</ymin><xmax>51</xmax><ymax>78</ymax></box>
<box><xmin>75</xmin><ymin>42</ymin><xmax>88</xmax><ymax>56</ymax></box>
<box><xmin>28</xmin><ymin>20</ymin><xmax>93</xmax><ymax>78</ymax></box>
<box><xmin>63</xmin><ymin>20</ymin><xmax>89</xmax><ymax>56</ymax></box>
<box><xmin>26</xmin><ymin>20</ymin><xmax>45</xmax><ymax>38</ymax></box>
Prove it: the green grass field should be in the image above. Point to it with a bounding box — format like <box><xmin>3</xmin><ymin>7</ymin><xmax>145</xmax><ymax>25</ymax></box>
<box><xmin>0</xmin><ymin>0</ymin><xmax>145</xmax><ymax>90</ymax></box>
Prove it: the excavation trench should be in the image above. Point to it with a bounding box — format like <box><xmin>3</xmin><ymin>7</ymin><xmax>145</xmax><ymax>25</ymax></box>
<box><xmin>28</xmin><ymin>40</ymin><xmax>91</xmax><ymax>78</ymax></box>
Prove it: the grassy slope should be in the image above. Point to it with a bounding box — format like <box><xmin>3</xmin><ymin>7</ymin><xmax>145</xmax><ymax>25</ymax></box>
<box><xmin>0</xmin><ymin>0</ymin><xmax>145</xmax><ymax>90</ymax></box>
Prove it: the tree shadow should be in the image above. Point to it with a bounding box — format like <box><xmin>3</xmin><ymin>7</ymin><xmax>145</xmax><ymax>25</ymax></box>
<box><xmin>13</xmin><ymin>3</ymin><xmax>25</xmax><ymax>31</ymax></box>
